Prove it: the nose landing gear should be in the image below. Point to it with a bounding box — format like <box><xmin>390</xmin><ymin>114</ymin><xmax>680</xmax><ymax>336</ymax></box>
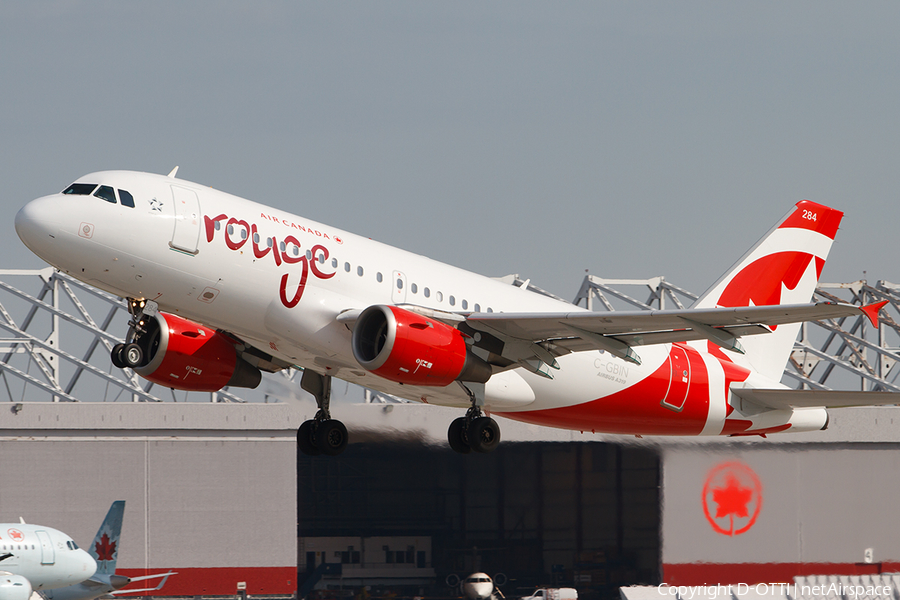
<box><xmin>110</xmin><ymin>299</ymin><xmax>154</xmax><ymax>369</ymax></box>
<box><xmin>297</xmin><ymin>370</ymin><xmax>348</xmax><ymax>456</ymax></box>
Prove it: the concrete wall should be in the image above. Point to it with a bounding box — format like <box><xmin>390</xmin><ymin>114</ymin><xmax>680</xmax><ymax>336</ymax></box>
<box><xmin>0</xmin><ymin>402</ymin><xmax>297</xmax><ymax>595</ymax></box>
<box><xmin>659</xmin><ymin>407</ymin><xmax>900</xmax><ymax>586</ymax></box>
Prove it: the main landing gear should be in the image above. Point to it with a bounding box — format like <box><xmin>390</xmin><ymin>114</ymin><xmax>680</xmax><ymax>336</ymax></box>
<box><xmin>110</xmin><ymin>298</ymin><xmax>152</xmax><ymax>369</ymax></box>
<box><xmin>448</xmin><ymin>383</ymin><xmax>501</xmax><ymax>454</ymax></box>
<box><xmin>297</xmin><ymin>370</ymin><xmax>348</xmax><ymax>456</ymax></box>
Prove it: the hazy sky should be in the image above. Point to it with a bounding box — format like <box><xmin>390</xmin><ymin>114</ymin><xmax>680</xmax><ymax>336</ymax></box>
<box><xmin>2</xmin><ymin>2</ymin><xmax>898</xmax><ymax>301</ymax></box>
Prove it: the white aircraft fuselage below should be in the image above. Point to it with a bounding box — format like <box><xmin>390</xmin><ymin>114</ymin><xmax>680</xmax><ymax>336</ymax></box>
<box><xmin>0</xmin><ymin>523</ymin><xmax>96</xmax><ymax>594</ymax></box>
<box><xmin>15</xmin><ymin>169</ymin><xmax>892</xmax><ymax>454</ymax></box>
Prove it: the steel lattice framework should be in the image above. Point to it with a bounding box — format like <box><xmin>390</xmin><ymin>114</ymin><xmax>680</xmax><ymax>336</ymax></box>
<box><xmin>0</xmin><ymin>269</ymin><xmax>897</xmax><ymax>403</ymax></box>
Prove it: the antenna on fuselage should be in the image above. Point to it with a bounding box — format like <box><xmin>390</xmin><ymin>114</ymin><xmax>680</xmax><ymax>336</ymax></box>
<box><xmin>167</xmin><ymin>166</ymin><xmax>179</xmax><ymax>178</ymax></box>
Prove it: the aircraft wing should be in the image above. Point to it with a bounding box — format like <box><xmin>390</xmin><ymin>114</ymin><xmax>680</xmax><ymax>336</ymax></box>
<box><xmin>464</xmin><ymin>301</ymin><xmax>885</xmax><ymax>369</ymax></box>
<box><xmin>732</xmin><ymin>388</ymin><xmax>900</xmax><ymax>409</ymax></box>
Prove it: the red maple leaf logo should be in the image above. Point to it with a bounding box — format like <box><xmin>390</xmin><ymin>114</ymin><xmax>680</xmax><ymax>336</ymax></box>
<box><xmin>95</xmin><ymin>533</ymin><xmax>117</xmax><ymax>561</ymax></box>
<box><xmin>702</xmin><ymin>461</ymin><xmax>763</xmax><ymax>536</ymax></box>
<box><xmin>712</xmin><ymin>474</ymin><xmax>753</xmax><ymax>519</ymax></box>
<box><xmin>7</xmin><ymin>529</ymin><xmax>23</xmax><ymax>542</ymax></box>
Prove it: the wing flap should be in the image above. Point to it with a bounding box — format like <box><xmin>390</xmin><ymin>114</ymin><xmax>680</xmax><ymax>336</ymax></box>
<box><xmin>733</xmin><ymin>388</ymin><xmax>900</xmax><ymax>409</ymax></box>
<box><xmin>467</xmin><ymin>301</ymin><xmax>864</xmax><ymax>341</ymax></box>
<box><xmin>550</xmin><ymin>324</ymin><xmax>771</xmax><ymax>353</ymax></box>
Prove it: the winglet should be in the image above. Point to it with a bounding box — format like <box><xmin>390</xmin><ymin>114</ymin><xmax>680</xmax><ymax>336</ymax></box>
<box><xmin>167</xmin><ymin>166</ymin><xmax>179</xmax><ymax>178</ymax></box>
<box><xmin>860</xmin><ymin>300</ymin><xmax>889</xmax><ymax>327</ymax></box>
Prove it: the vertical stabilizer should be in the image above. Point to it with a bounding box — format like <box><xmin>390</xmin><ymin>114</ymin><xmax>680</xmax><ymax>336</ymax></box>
<box><xmin>90</xmin><ymin>501</ymin><xmax>125</xmax><ymax>575</ymax></box>
<box><xmin>693</xmin><ymin>200</ymin><xmax>843</xmax><ymax>380</ymax></box>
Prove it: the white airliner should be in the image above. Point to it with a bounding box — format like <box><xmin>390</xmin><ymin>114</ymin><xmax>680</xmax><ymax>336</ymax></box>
<box><xmin>41</xmin><ymin>501</ymin><xmax>175</xmax><ymax>600</ymax></box>
<box><xmin>462</xmin><ymin>573</ymin><xmax>501</xmax><ymax>600</ymax></box>
<box><xmin>0</xmin><ymin>518</ymin><xmax>95</xmax><ymax>600</ymax></box>
<box><xmin>15</xmin><ymin>169</ymin><xmax>894</xmax><ymax>455</ymax></box>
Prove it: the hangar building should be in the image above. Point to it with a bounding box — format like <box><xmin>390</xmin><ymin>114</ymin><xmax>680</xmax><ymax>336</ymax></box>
<box><xmin>3</xmin><ymin>401</ymin><xmax>900</xmax><ymax>599</ymax></box>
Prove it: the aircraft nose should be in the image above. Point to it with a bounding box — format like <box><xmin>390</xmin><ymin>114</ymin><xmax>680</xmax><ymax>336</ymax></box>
<box><xmin>79</xmin><ymin>548</ymin><xmax>97</xmax><ymax>578</ymax></box>
<box><xmin>15</xmin><ymin>195</ymin><xmax>62</xmax><ymax>257</ymax></box>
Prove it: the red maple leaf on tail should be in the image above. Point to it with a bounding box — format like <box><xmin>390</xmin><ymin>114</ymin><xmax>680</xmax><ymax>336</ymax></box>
<box><xmin>95</xmin><ymin>533</ymin><xmax>117</xmax><ymax>561</ymax></box>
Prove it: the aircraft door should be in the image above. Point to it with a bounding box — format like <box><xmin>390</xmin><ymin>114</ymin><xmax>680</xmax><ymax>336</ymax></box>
<box><xmin>36</xmin><ymin>530</ymin><xmax>55</xmax><ymax>565</ymax></box>
<box><xmin>661</xmin><ymin>343</ymin><xmax>691</xmax><ymax>412</ymax></box>
<box><xmin>392</xmin><ymin>271</ymin><xmax>407</xmax><ymax>304</ymax></box>
<box><xmin>170</xmin><ymin>186</ymin><xmax>201</xmax><ymax>255</ymax></box>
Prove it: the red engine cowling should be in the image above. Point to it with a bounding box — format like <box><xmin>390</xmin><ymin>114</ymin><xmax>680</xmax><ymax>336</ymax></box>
<box><xmin>351</xmin><ymin>305</ymin><xmax>491</xmax><ymax>386</ymax></box>
<box><xmin>133</xmin><ymin>312</ymin><xmax>261</xmax><ymax>392</ymax></box>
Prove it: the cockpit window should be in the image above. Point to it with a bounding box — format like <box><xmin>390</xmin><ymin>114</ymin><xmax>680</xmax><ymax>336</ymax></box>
<box><xmin>63</xmin><ymin>183</ymin><xmax>98</xmax><ymax>195</ymax></box>
<box><xmin>94</xmin><ymin>185</ymin><xmax>117</xmax><ymax>203</ymax></box>
<box><xmin>119</xmin><ymin>189</ymin><xmax>135</xmax><ymax>208</ymax></box>
<box><xmin>66</xmin><ymin>540</ymin><xmax>79</xmax><ymax>550</ymax></box>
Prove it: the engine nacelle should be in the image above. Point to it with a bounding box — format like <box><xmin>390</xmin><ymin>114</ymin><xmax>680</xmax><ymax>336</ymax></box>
<box><xmin>133</xmin><ymin>312</ymin><xmax>261</xmax><ymax>392</ymax></box>
<box><xmin>0</xmin><ymin>574</ymin><xmax>32</xmax><ymax>600</ymax></box>
<box><xmin>352</xmin><ymin>305</ymin><xmax>491</xmax><ymax>386</ymax></box>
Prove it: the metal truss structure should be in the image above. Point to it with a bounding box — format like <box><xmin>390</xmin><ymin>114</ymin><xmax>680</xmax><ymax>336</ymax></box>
<box><xmin>0</xmin><ymin>269</ymin><xmax>246</xmax><ymax>402</ymax></box>
<box><xmin>0</xmin><ymin>269</ymin><xmax>897</xmax><ymax>403</ymax></box>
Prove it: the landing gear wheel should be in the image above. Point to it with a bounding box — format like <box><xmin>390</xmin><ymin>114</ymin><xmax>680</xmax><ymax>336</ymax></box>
<box><xmin>297</xmin><ymin>420</ymin><xmax>321</xmax><ymax>456</ymax></box>
<box><xmin>448</xmin><ymin>417</ymin><xmax>472</xmax><ymax>454</ymax></box>
<box><xmin>315</xmin><ymin>419</ymin><xmax>348</xmax><ymax>456</ymax></box>
<box><xmin>468</xmin><ymin>417</ymin><xmax>501</xmax><ymax>453</ymax></box>
<box><xmin>110</xmin><ymin>344</ymin><xmax>127</xmax><ymax>369</ymax></box>
<box><xmin>122</xmin><ymin>343</ymin><xmax>143</xmax><ymax>368</ymax></box>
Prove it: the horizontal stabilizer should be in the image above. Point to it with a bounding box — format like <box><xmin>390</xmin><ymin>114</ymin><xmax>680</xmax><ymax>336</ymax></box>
<box><xmin>733</xmin><ymin>388</ymin><xmax>900</xmax><ymax>409</ymax></box>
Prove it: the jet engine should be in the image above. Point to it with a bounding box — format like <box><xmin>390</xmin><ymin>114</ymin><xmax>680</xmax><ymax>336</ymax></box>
<box><xmin>352</xmin><ymin>305</ymin><xmax>491</xmax><ymax>386</ymax></box>
<box><xmin>130</xmin><ymin>312</ymin><xmax>262</xmax><ymax>392</ymax></box>
<box><xmin>0</xmin><ymin>574</ymin><xmax>32</xmax><ymax>600</ymax></box>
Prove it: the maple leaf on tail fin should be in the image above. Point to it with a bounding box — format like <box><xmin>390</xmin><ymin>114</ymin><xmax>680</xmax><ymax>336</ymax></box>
<box><xmin>692</xmin><ymin>201</ymin><xmax>843</xmax><ymax>380</ymax></box>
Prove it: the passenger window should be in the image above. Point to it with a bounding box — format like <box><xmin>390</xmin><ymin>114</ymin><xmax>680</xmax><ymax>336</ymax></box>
<box><xmin>280</xmin><ymin>241</ymin><xmax>286</xmax><ymax>252</ymax></box>
<box><xmin>344</xmin><ymin>262</ymin><xmax>351</xmax><ymax>272</ymax></box>
<box><xmin>306</xmin><ymin>250</ymin><xmax>312</xmax><ymax>260</ymax></box>
<box><xmin>94</xmin><ymin>185</ymin><xmax>117</xmax><ymax>203</ymax></box>
<box><xmin>376</xmin><ymin>272</ymin><xmax>383</xmax><ymax>283</ymax></box>
<box><xmin>411</xmin><ymin>283</ymin><xmax>418</xmax><ymax>294</ymax></box>
<box><xmin>331</xmin><ymin>258</ymin><xmax>338</xmax><ymax>268</ymax></box>
<box><xmin>63</xmin><ymin>183</ymin><xmax>98</xmax><ymax>195</ymax></box>
<box><xmin>357</xmin><ymin>266</ymin><xmax>364</xmax><ymax>277</ymax></box>
<box><xmin>397</xmin><ymin>278</ymin><xmax>403</xmax><ymax>290</ymax></box>
<box><xmin>487</xmin><ymin>307</ymin><xmax>493</xmax><ymax>313</ymax></box>
<box><xmin>215</xmin><ymin>221</ymin><xmax>222</xmax><ymax>230</ymax></box>
<box><xmin>267</xmin><ymin>237</ymin><xmax>274</xmax><ymax>248</ymax></box>
<box><xmin>449</xmin><ymin>295</ymin><xmax>455</xmax><ymax>306</ymax></box>
<box><xmin>462</xmin><ymin>299</ymin><xmax>468</xmax><ymax>310</ymax></box>
<box><xmin>253</xmin><ymin>233</ymin><xmax>260</xmax><ymax>244</ymax></box>
<box><xmin>474</xmin><ymin>303</ymin><xmax>481</xmax><ymax>312</ymax></box>
<box><xmin>436</xmin><ymin>291</ymin><xmax>443</xmax><ymax>302</ymax></box>
<box><xmin>424</xmin><ymin>287</ymin><xmax>430</xmax><ymax>298</ymax></box>
<box><xmin>118</xmin><ymin>189</ymin><xmax>135</xmax><ymax>208</ymax></box>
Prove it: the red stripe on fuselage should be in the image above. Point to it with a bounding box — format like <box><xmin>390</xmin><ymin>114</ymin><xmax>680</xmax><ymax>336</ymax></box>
<box><xmin>500</xmin><ymin>344</ymin><xmax>712</xmax><ymax>435</ymax></box>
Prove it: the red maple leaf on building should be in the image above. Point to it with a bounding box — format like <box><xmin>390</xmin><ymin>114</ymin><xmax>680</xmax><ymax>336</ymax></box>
<box><xmin>95</xmin><ymin>533</ymin><xmax>117</xmax><ymax>561</ymax></box>
<box><xmin>712</xmin><ymin>474</ymin><xmax>753</xmax><ymax>519</ymax></box>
